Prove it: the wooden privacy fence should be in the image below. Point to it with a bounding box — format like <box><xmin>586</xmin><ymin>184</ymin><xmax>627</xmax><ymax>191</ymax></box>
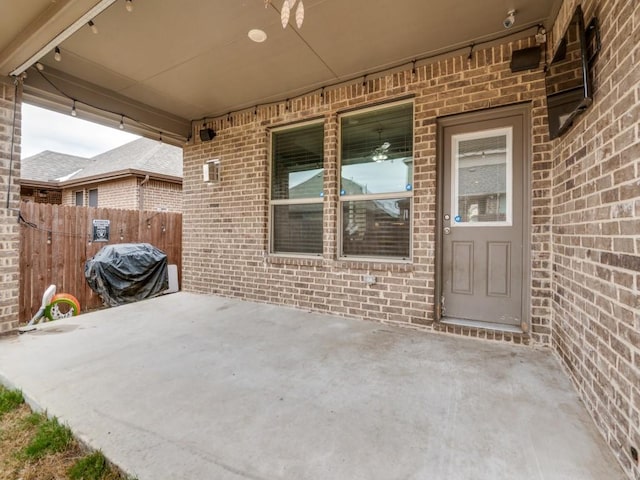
<box><xmin>18</xmin><ymin>202</ymin><xmax>182</xmax><ymax>323</ymax></box>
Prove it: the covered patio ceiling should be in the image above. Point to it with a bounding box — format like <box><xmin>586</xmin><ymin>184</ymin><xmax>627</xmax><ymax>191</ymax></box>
<box><xmin>0</xmin><ymin>0</ymin><xmax>560</xmax><ymax>143</ymax></box>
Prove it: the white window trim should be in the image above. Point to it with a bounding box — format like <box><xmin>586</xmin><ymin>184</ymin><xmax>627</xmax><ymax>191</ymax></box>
<box><xmin>451</xmin><ymin>127</ymin><xmax>513</xmax><ymax>227</ymax></box>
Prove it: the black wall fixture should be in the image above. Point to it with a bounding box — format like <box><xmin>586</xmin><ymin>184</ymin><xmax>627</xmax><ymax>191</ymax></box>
<box><xmin>510</xmin><ymin>46</ymin><xmax>541</xmax><ymax>72</ymax></box>
<box><xmin>199</xmin><ymin>128</ymin><xmax>216</xmax><ymax>142</ymax></box>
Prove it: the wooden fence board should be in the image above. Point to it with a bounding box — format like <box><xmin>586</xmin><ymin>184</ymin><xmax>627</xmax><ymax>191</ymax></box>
<box><xmin>18</xmin><ymin>202</ymin><xmax>182</xmax><ymax>322</ymax></box>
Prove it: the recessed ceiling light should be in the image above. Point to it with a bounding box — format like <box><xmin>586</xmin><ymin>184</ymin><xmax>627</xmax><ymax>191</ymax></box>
<box><xmin>248</xmin><ymin>29</ymin><xmax>267</xmax><ymax>43</ymax></box>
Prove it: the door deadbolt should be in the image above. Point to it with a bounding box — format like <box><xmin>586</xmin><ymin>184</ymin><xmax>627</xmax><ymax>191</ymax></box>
<box><xmin>444</xmin><ymin>227</ymin><xmax>451</xmax><ymax>235</ymax></box>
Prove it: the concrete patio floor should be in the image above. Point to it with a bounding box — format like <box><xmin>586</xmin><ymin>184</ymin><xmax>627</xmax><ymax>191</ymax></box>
<box><xmin>0</xmin><ymin>292</ymin><xmax>625</xmax><ymax>480</ymax></box>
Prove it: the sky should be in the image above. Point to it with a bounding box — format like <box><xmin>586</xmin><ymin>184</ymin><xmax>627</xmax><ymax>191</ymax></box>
<box><xmin>21</xmin><ymin>103</ymin><xmax>139</xmax><ymax>158</ymax></box>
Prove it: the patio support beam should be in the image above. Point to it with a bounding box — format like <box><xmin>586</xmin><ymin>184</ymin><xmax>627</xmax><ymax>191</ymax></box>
<box><xmin>23</xmin><ymin>67</ymin><xmax>191</xmax><ymax>145</ymax></box>
<box><xmin>0</xmin><ymin>0</ymin><xmax>118</xmax><ymax>77</ymax></box>
<box><xmin>0</xmin><ymin>76</ymin><xmax>21</xmax><ymax>333</ymax></box>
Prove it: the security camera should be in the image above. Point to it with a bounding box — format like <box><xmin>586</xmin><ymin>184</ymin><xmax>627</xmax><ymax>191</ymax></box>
<box><xmin>503</xmin><ymin>9</ymin><xmax>516</xmax><ymax>29</ymax></box>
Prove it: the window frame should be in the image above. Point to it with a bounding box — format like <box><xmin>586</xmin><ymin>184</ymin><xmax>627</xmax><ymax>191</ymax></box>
<box><xmin>268</xmin><ymin>119</ymin><xmax>325</xmax><ymax>257</ymax></box>
<box><xmin>88</xmin><ymin>188</ymin><xmax>98</xmax><ymax>207</ymax></box>
<box><xmin>451</xmin><ymin>127</ymin><xmax>513</xmax><ymax>227</ymax></box>
<box><xmin>338</xmin><ymin>99</ymin><xmax>415</xmax><ymax>262</ymax></box>
<box><xmin>74</xmin><ymin>190</ymin><xmax>84</xmax><ymax>206</ymax></box>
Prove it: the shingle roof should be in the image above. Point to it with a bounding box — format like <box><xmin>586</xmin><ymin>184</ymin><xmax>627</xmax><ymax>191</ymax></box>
<box><xmin>69</xmin><ymin>138</ymin><xmax>182</xmax><ymax>180</ymax></box>
<box><xmin>20</xmin><ymin>151</ymin><xmax>92</xmax><ymax>182</ymax></box>
<box><xmin>21</xmin><ymin>138</ymin><xmax>182</xmax><ymax>184</ymax></box>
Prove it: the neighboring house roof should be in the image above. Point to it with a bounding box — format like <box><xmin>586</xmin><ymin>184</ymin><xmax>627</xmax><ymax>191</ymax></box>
<box><xmin>69</xmin><ymin>138</ymin><xmax>182</xmax><ymax>181</ymax></box>
<box><xmin>20</xmin><ymin>138</ymin><xmax>182</xmax><ymax>187</ymax></box>
<box><xmin>20</xmin><ymin>151</ymin><xmax>92</xmax><ymax>183</ymax></box>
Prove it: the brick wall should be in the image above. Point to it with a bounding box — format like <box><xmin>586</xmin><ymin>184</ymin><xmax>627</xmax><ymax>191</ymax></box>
<box><xmin>549</xmin><ymin>0</ymin><xmax>640</xmax><ymax>477</ymax></box>
<box><xmin>62</xmin><ymin>177</ymin><xmax>182</xmax><ymax>212</ymax></box>
<box><xmin>20</xmin><ymin>186</ymin><xmax>62</xmax><ymax>204</ymax></box>
<box><xmin>62</xmin><ymin>178</ymin><xmax>137</xmax><ymax>209</ymax></box>
<box><xmin>61</xmin><ymin>188</ymin><xmax>77</xmax><ymax>206</ymax></box>
<box><xmin>141</xmin><ymin>179</ymin><xmax>182</xmax><ymax>212</ymax></box>
<box><xmin>0</xmin><ymin>77</ymin><xmax>21</xmax><ymax>333</ymax></box>
<box><xmin>182</xmin><ymin>35</ymin><xmax>553</xmax><ymax>344</ymax></box>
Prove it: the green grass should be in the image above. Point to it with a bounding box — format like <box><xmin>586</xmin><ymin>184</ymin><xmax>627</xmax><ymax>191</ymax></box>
<box><xmin>69</xmin><ymin>451</ymin><xmax>109</xmax><ymax>480</ymax></box>
<box><xmin>22</xmin><ymin>411</ymin><xmax>45</xmax><ymax>428</ymax></box>
<box><xmin>0</xmin><ymin>384</ymin><xmax>135</xmax><ymax>479</ymax></box>
<box><xmin>23</xmin><ymin>415</ymin><xmax>73</xmax><ymax>459</ymax></box>
<box><xmin>0</xmin><ymin>385</ymin><xmax>24</xmax><ymax>418</ymax></box>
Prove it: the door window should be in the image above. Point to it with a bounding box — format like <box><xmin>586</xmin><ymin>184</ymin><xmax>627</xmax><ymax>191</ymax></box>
<box><xmin>451</xmin><ymin>128</ymin><xmax>512</xmax><ymax>226</ymax></box>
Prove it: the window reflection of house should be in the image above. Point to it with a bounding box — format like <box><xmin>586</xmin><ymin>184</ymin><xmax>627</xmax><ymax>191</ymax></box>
<box><xmin>278</xmin><ymin>171</ymin><xmax>324</xmax><ymax>254</ymax></box>
<box><xmin>458</xmin><ymin>163</ymin><xmax>507</xmax><ymax>222</ymax></box>
<box><xmin>340</xmin><ymin>177</ymin><xmax>411</xmax><ymax>258</ymax></box>
<box><xmin>340</xmin><ymin>102</ymin><xmax>413</xmax><ymax>259</ymax></box>
<box><xmin>270</xmin><ymin>122</ymin><xmax>324</xmax><ymax>255</ymax></box>
<box><xmin>285</xmin><ymin>169</ymin><xmax>411</xmax><ymax>258</ymax></box>
<box><xmin>456</xmin><ymin>135</ymin><xmax>507</xmax><ymax>223</ymax></box>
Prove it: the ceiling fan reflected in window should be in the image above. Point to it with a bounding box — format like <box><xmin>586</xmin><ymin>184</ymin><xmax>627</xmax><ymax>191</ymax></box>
<box><xmin>265</xmin><ymin>0</ymin><xmax>305</xmax><ymax>29</ymax></box>
<box><xmin>372</xmin><ymin>129</ymin><xmax>390</xmax><ymax>162</ymax></box>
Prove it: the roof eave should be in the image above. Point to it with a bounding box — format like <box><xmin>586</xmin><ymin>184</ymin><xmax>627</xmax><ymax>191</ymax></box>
<box><xmin>58</xmin><ymin>169</ymin><xmax>182</xmax><ymax>188</ymax></box>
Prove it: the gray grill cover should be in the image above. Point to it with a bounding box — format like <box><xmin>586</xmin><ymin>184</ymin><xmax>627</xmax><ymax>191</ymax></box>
<box><xmin>85</xmin><ymin>243</ymin><xmax>168</xmax><ymax>307</ymax></box>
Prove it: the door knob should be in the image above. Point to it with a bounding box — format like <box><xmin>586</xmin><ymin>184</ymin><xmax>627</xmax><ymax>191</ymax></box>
<box><xmin>444</xmin><ymin>227</ymin><xmax>451</xmax><ymax>235</ymax></box>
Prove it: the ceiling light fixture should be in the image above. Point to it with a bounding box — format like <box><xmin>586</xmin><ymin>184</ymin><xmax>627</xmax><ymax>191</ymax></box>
<box><xmin>372</xmin><ymin>130</ymin><xmax>390</xmax><ymax>163</ymax></box>
<box><xmin>125</xmin><ymin>0</ymin><xmax>133</xmax><ymax>12</ymax></box>
<box><xmin>248</xmin><ymin>29</ymin><xmax>267</xmax><ymax>43</ymax></box>
<box><xmin>119</xmin><ymin>116</ymin><xmax>125</xmax><ymax>130</ymax></box>
<box><xmin>54</xmin><ymin>47</ymin><xmax>62</xmax><ymax>62</ymax></box>
<box><xmin>88</xmin><ymin>20</ymin><xmax>98</xmax><ymax>34</ymax></box>
<box><xmin>372</xmin><ymin>147</ymin><xmax>389</xmax><ymax>162</ymax></box>
<box><xmin>71</xmin><ymin>100</ymin><xmax>77</xmax><ymax>117</ymax></box>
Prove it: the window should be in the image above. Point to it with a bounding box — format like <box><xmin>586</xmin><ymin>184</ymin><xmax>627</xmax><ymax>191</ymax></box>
<box><xmin>270</xmin><ymin>121</ymin><xmax>324</xmax><ymax>255</ymax></box>
<box><xmin>75</xmin><ymin>191</ymin><xmax>84</xmax><ymax>206</ymax></box>
<box><xmin>88</xmin><ymin>189</ymin><xmax>98</xmax><ymax>207</ymax></box>
<box><xmin>340</xmin><ymin>101</ymin><xmax>413</xmax><ymax>259</ymax></box>
<box><xmin>451</xmin><ymin>128</ymin><xmax>512</xmax><ymax>225</ymax></box>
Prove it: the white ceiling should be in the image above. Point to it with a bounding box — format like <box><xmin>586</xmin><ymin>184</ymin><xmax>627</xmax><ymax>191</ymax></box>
<box><xmin>0</xmin><ymin>0</ymin><xmax>560</xmax><ymax>139</ymax></box>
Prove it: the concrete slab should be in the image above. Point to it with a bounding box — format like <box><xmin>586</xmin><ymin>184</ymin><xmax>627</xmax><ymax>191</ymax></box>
<box><xmin>0</xmin><ymin>292</ymin><xmax>625</xmax><ymax>480</ymax></box>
